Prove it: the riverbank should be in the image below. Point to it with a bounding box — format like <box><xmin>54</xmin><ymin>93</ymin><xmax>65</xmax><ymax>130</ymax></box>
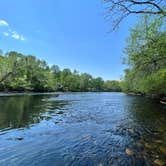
<box><xmin>0</xmin><ymin>90</ymin><xmax>121</xmax><ymax>95</ymax></box>
<box><xmin>0</xmin><ymin>92</ymin><xmax>63</xmax><ymax>97</ymax></box>
<box><xmin>127</xmin><ymin>92</ymin><xmax>166</xmax><ymax>105</ymax></box>
<box><xmin>1</xmin><ymin>91</ymin><xmax>165</xmax><ymax>104</ymax></box>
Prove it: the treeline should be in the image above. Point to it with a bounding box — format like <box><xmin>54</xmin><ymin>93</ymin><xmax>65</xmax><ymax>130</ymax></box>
<box><xmin>121</xmin><ymin>16</ymin><xmax>166</xmax><ymax>97</ymax></box>
<box><xmin>0</xmin><ymin>51</ymin><xmax>121</xmax><ymax>92</ymax></box>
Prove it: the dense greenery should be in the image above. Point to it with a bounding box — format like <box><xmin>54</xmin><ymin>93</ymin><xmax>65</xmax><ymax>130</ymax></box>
<box><xmin>0</xmin><ymin>51</ymin><xmax>121</xmax><ymax>92</ymax></box>
<box><xmin>121</xmin><ymin>16</ymin><xmax>166</xmax><ymax>97</ymax></box>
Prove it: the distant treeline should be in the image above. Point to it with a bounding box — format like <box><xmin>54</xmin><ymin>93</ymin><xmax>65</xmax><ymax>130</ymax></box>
<box><xmin>121</xmin><ymin>15</ymin><xmax>166</xmax><ymax>97</ymax></box>
<box><xmin>0</xmin><ymin>51</ymin><xmax>121</xmax><ymax>92</ymax></box>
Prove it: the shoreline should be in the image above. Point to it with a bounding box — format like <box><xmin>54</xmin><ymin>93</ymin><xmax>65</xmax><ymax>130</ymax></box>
<box><xmin>127</xmin><ymin>92</ymin><xmax>166</xmax><ymax>105</ymax></box>
<box><xmin>0</xmin><ymin>91</ymin><xmax>165</xmax><ymax>105</ymax></box>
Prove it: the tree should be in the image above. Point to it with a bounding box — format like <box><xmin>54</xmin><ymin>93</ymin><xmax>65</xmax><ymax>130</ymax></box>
<box><xmin>104</xmin><ymin>80</ymin><xmax>121</xmax><ymax>92</ymax></box>
<box><xmin>92</xmin><ymin>77</ymin><xmax>104</xmax><ymax>91</ymax></box>
<box><xmin>79</xmin><ymin>73</ymin><xmax>93</xmax><ymax>91</ymax></box>
<box><xmin>0</xmin><ymin>52</ymin><xmax>20</xmax><ymax>84</ymax></box>
<box><xmin>104</xmin><ymin>0</ymin><xmax>166</xmax><ymax>30</ymax></box>
<box><xmin>122</xmin><ymin>15</ymin><xmax>166</xmax><ymax>95</ymax></box>
<box><xmin>124</xmin><ymin>15</ymin><xmax>166</xmax><ymax>68</ymax></box>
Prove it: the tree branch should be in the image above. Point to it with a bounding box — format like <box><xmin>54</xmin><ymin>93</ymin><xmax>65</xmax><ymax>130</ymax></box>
<box><xmin>104</xmin><ymin>0</ymin><xmax>166</xmax><ymax>30</ymax></box>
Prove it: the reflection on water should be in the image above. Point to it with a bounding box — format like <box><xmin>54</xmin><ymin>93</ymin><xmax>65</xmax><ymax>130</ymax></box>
<box><xmin>0</xmin><ymin>92</ymin><xmax>165</xmax><ymax>166</ymax></box>
<box><xmin>0</xmin><ymin>94</ymin><xmax>67</xmax><ymax>130</ymax></box>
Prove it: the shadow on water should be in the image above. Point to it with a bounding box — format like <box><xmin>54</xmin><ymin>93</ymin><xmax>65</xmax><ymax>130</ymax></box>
<box><xmin>125</xmin><ymin>97</ymin><xmax>166</xmax><ymax>166</ymax></box>
<box><xmin>0</xmin><ymin>94</ymin><xmax>68</xmax><ymax>130</ymax></box>
<box><xmin>104</xmin><ymin>95</ymin><xmax>166</xmax><ymax>166</ymax></box>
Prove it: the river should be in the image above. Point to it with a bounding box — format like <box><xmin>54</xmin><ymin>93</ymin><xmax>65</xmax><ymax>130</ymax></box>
<box><xmin>0</xmin><ymin>92</ymin><xmax>165</xmax><ymax>166</ymax></box>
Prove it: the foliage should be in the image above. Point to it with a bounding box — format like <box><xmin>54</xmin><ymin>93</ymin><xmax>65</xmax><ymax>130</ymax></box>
<box><xmin>122</xmin><ymin>15</ymin><xmax>166</xmax><ymax>96</ymax></box>
<box><xmin>0</xmin><ymin>51</ymin><xmax>121</xmax><ymax>92</ymax></box>
<box><xmin>104</xmin><ymin>80</ymin><xmax>121</xmax><ymax>92</ymax></box>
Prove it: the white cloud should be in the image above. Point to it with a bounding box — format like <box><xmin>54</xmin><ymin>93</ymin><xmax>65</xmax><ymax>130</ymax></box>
<box><xmin>3</xmin><ymin>32</ymin><xmax>9</xmax><ymax>36</ymax></box>
<box><xmin>11</xmin><ymin>31</ymin><xmax>26</xmax><ymax>41</ymax></box>
<box><xmin>0</xmin><ymin>20</ymin><xmax>9</xmax><ymax>26</ymax></box>
<box><xmin>20</xmin><ymin>35</ymin><xmax>25</xmax><ymax>41</ymax></box>
<box><xmin>11</xmin><ymin>31</ymin><xmax>20</xmax><ymax>40</ymax></box>
<box><xmin>0</xmin><ymin>19</ymin><xmax>26</xmax><ymax>41</ymax></box>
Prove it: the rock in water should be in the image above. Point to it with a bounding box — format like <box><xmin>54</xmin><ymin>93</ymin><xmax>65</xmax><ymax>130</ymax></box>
<box><xmin>15</xmin><ymin>137</ymin><xmax>23</xmax><ymax>141</ymax></box>
<box><xmin>159</xmin><ymin>146</ymin><xmax>166</xmax><ymax>155</ymax></box>
<box><xmin>144</xmin><ymin>143</ymin><xmax>152</xmax><ymax>149</ymax></box>
<box><xmin>125</xmin><ymin>148</ymin><xmax>134</xmax><ymax>156</ymax></box>
<box><xmin>128</xmin><ymin>128</ymin><xmax>134</xmax><ymax>133</ymax></box>
<box><xmin>154</xmin><ymin>159</ymin><xmax>165</xmax><ymax>166</ymax></box>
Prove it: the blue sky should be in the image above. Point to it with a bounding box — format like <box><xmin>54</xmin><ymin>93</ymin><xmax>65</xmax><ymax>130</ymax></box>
<box><xmin>0</xmin><ymin>0</ymin><xmax>138</xmax><ymax>80</ymax></box>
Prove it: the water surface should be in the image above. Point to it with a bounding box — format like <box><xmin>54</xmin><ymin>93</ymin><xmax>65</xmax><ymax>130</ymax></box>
<box><xmin>0</xmin><ymin>92</ymin><xmax>165</xmax><ymax>166</ymax></box>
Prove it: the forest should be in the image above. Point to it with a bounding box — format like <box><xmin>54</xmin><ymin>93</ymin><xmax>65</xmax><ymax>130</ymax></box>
<box><xmin>0</xmin><ymin>51</ymin><xmax>121</xmax><ymax>92</ymax></box>
<box><xmin>121</xmin><ymin>15</ymin><xmax>166</xmax><ymax>98</ymax></box>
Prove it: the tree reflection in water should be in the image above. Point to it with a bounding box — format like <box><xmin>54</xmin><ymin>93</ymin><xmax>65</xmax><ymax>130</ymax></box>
<box><xmin>0</xmin><ymin>94</ymin><xmax>67</xmax><ymax>130</ymax></box>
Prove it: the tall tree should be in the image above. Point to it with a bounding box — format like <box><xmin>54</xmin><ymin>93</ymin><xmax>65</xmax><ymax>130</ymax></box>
<box><xmin>122</xmin><ymin>15</ymin><xmax>166</xmax><ymax>95</ymax></box>
<box><xmin>0</xmin><ymin>52</ymin><xmax>20</xmax><ymax>84</ymax></box>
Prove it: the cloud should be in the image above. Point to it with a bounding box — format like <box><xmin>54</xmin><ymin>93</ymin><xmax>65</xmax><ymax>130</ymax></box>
<box><xmin>20</xmin><ymin>35</ymin><xmax>25</xmax><ymax>41</ymax></box>
<box><xmin>0</xmin><ymin>20</ymin><xmax>9</xmax><ymax>26</ymax></box>
<box><xmin>11</xmin><ymin>31</ymin><xmax>19</xmax><ymax>39</ymax></box>
<box><xmin>11</xmin><ymin>31</ymin><xmax>26</xmax><ymax>41</ymax></box>
<box><xmin>0</xmin><ymin>19</ymin><xmax>26</xmax><ymax>41</ymax></box>
<box><xmin>2</xmin><ymin>30</ymin><xmax>26</xmax><ymax>41</ymax></box>
<box><xmin>3</xmin><ymin>32</ymin><xmax>9</xmax><ymax>36</ymax></box>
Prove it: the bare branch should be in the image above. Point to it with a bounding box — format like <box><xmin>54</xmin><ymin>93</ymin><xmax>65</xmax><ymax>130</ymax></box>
<box><xmin>104</xmin><ymin>0</ymin><xmax>166</xmax><ymax>30</ymax></box>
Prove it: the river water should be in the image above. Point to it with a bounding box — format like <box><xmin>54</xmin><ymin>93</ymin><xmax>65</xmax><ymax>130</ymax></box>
<box><xmin>0</xmin><ymin>92</ymin><xmax>165</xmax><ymax>166</ymax></box>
